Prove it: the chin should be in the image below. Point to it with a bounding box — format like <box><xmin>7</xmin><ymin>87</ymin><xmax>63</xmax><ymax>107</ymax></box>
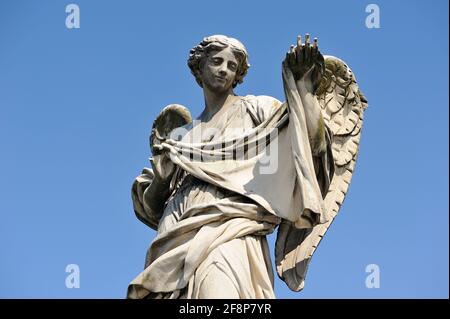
<box><xmin>206</xmin><ymin>82</ymin><xmax>231</xmax><ymax>93</ymax></box>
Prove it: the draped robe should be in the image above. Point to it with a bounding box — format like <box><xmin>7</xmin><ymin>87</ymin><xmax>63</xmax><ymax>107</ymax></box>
<box><xmin>127</xmin><ymin>66</ymin><xmax>334</xmax><ymax>299</ymax></box>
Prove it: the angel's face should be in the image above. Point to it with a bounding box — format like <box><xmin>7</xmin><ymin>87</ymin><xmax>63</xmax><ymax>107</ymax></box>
<box><xmin>200</xmin><ymin>47</ymin><xmax>238</xmax><ymax>93</ymax></box>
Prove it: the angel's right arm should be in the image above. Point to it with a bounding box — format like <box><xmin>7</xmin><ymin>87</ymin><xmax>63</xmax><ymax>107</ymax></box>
<box><xmin>134</xmin><ymin>103</ymin><xmax>192</xmax><ymax>229</ymax></box>
<box><xmin>132</xmin><ymin>166</ymin><xmax>173</xmax><ymax>230</ymax></box>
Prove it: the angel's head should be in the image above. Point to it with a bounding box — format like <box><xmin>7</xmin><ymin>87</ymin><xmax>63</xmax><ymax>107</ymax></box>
<box><xmin>188</xmin><ymin>35</ymin><xmax>250</xmax><ymax>91</ymax></box>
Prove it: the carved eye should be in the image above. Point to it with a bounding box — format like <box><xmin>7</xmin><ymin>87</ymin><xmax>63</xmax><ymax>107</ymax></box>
<box><xmin>228</xmin><ymin>62</ymin><xmax>237</xmax><ymax>72</ymax></box>
<box><xmin>211</xmin><ymin>58</ymin><xmax>222</xmax><ymax>65</ymax></box>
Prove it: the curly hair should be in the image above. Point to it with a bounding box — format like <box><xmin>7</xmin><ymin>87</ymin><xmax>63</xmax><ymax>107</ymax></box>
<box><xmin>187</xmin><ymin>35</ymin><xmax>250</xmax><ymax>88</ymax></box>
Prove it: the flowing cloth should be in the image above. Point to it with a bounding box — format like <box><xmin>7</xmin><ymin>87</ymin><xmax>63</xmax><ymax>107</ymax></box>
<box><xmin>127</xmin><ymin>65</ymin><xmax>334</xmax><ymax>298</ymax></box>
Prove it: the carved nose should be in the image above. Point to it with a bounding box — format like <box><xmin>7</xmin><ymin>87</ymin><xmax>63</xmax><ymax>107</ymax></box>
<box><xmin>218</xmin><ymin>69</ymin><xmax>227</xmax><ymax>76</ymax></box>
<box><xmin>218</xmin><ymin>64</ymin><xmax>228</xmax><ymax>75</ymax></box>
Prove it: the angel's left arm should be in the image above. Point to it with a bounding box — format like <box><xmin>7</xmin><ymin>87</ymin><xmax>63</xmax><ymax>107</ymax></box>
<box><xmin>296</xmin><ymin>79</ymin><xmax>327</xmax><ymax>156</ymax></box>
<box><xmin>286</xmin><ymin>34</ymin><xmax>328</xmax><ymax>156</ymax></box>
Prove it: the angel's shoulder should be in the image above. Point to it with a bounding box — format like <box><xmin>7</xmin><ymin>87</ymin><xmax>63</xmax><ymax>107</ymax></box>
<box><xmin>241</xmin><ymin>95</ymin><xmax>282</xmax><ymax>124</ymax></box>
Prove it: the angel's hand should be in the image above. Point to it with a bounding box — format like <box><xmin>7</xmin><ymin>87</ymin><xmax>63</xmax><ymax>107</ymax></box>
<box><xmin>285</xmin><ymin>34</ymin><xmax>325</xmax><ymax>93</ymax></box>
<box><xmin>150</xmin><ymin>152</ymin><xmax>175</xmax><ymax>182</ymax></box>
<box><xmin>150</xmin><ymin>126</ymin><xmax>176</xmax><ymax>182</ymax></box>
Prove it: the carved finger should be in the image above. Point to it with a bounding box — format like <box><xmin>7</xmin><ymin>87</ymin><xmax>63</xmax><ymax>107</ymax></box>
<box><xmin>311</xmin><ymin>37</ymin><xmax>318</xmax><ymax>62</ymax></box>
<box><xmin>295</xmin><ymin>35</ymin><xmax>304</xmax><ymax>63</ymax></box>
<box><xmin>304</xmin><ymin>34</ymin><xmax>311</xmax><ymax>64</ymax></box>
<box><xmin>305</xmin><ymin>33</ymin><xmax>310</xmax><ymax>46</ymax></box>
<box><xmin>296</xmin><ymin>42</ymin><xmax>304</xmax><ymax>66</ymax></box>
<box><xmin>288</xmin><ymin>45</ymin><xmax>296</xmax><ymax>67</ymax></box>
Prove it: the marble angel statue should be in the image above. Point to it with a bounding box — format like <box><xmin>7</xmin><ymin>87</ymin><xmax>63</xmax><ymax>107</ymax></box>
<box><xmin>127</xmin><ymin>34</ymin><xmax>368</xmax><ymax>298</ymax></box>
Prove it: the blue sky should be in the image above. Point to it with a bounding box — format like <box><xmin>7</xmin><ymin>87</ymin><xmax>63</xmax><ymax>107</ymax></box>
<box><xmin>0</xmin><ymin>0</ymin><xmax>448</xmax><ymax>298</ymax></box>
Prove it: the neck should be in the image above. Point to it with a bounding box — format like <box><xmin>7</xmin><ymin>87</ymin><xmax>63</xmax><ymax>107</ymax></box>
<box><xmin>202</xmin><ymin>86</ymin><xmax>235</xmax><ymax>121</ymax></box>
